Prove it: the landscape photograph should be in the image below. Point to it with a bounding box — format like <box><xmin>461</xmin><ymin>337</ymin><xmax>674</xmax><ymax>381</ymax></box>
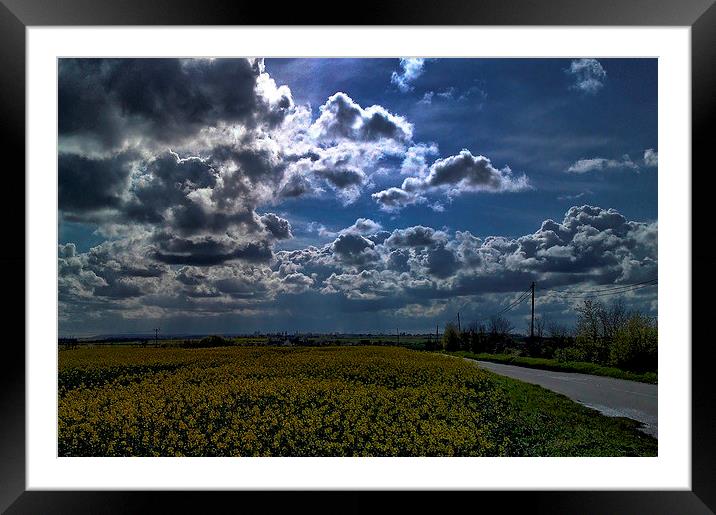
<box><xmin>58</xmin><ymin>57</ymin><xmax>658</xmax><ymax>457</ymax></box>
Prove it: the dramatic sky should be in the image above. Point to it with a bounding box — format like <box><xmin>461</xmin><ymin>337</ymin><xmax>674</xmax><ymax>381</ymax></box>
<box><xmin>58</xmin><ymin>58</ymin><xmax>658</xmax><ymax>336</ymax></box>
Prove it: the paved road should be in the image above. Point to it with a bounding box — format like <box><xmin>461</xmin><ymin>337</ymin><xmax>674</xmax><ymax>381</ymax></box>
<box><xmin>470</xmin><ymin>359</ymin><xmax>658</xmax><ymax>438</ymax></box>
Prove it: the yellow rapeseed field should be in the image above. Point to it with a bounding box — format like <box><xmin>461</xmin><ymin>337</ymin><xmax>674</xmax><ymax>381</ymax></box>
<box><xmin>58</xmin><ymin>346</ymin><xmax>517</xmax><ymax>457</ymax></box>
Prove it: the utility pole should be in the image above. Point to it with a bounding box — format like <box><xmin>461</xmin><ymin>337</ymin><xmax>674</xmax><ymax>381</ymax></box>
<box><xmin>397</xmin><ymin>328</ymin><xmax>400</xmax><ymax>346</ymax></box>
<box><xmin>530</xmin><ymin>282</ymin><xmax>535</xmax><ymax>340</ymax></box>
<box><xmin>436</xmin><ymin>323</ymin><xmax>439</xmax><ymax>342</ymax></box>
<box><xmin>457</xmin><ymin>312</ymin><xmax>461</xmax><ymax>333</ymax></box>
<box><xmin>154</xmin><ymin>328</ymin><xmax>159</xmax><ymax>347</ymax></box>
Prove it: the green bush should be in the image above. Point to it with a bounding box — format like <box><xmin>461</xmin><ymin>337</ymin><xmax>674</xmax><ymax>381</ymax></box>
<box><xmin>609</xmin><ymin>314</ymin><xmax>657</xmax><ymax>371</ymax></box>
<box><xmin>183</xmin><ymin>335</ymin><xmax>232</xmax><ymax>348</ymax></box>
<box><xmin>442</xmin><ymin>322</ymin><xmax>460</xmax><ymax>352</ymax></box>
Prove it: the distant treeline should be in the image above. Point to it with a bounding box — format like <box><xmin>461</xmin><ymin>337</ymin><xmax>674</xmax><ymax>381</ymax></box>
<box><xmin>435</xmin><ymin>299</ymin><xmax>657</xmax><ymax>373</ymax></box>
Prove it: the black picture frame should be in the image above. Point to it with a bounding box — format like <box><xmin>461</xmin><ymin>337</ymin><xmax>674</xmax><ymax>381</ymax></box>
<box><xmin>1</xmin><ymin>1</ymin><xmax>713</xmax><ymax>512</ymax></box>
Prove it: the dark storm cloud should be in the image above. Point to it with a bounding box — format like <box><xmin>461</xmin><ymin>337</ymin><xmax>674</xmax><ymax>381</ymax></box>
<box><xmin>59</xmin><ymin>58</ymin><xmax>287</xmax><ymax>150</ymax></box>
<box><xmin>260</xmin><ymin>213</ymin><xmax>293</xmax><ymax>240</ymax></box>
<box><xmin>153</xmin><ymin>236</ymin><xmax>273</xmax><ymax>266</ymax></box>
<box><xmin>125</xmin><ymin>151</ymin><xmax>219</xmax><ymax>225</ymax></box>
<box><xmin>332</xmin><ymin>232</ymin><xmax>373</xmax><ymax>255</ymax></box>
<box><xmin>279</xmin><ymin>173</ymin><xmax>314</xmax><ymax>198</ymax></box>
<box><xmin>424</xmin><ymin>151</ymin><xmax>520</xmax><ymax>190</ymax></box>
<box><xmin>425</xmin><ymin>244</ymin><xmax>459</xmax><ymax>278</ymax></box>
<box><xmin>331</xmin><ymin>233</ymin><xmax>379</xmax><ymax>266</ymax></box>
<box><xmin>94</xmin><ymin>280</ymin><xmax>145</xmax><ymax>299</ymax></box>
<box><xmin>176</xmin><ymin>266</ymin><xmax>208</xmax><ymax>286</ymax></box>
<box><xmin>58</xmin><ymin>59</ymin><xmax>433</xmax><ymax>273</ymax></box>
<box><xmin>387</xmin><ymin>249</ymin><xmax>411</xmax><ymax>273</ymax></box>
<box><xmin>314</xmin><ymin>167</ymin><xmax>366</xmax><ymax>189</ymax></box>
<box><xmin>386</xmin><ymin>226</ymin><xmax>446</xmax><ymax>248</ymax></box>
<box><xmin>168</xmin><ymin>203</ymin><xmax>260</xmax><ymax>237</ymax></box>
<box><xmin>210</xmin><ymin>144</ymin><xmax>284</xmax><ymax>184</ymax></box>
<box><xmin>214</xmin><ymin>275</ymin><xmax>271</xmax><ymax>299</ymax></box>
<box><xmin>59</xmin><ymin>151</ymin><xmax>136</xmax><ymax>213</ymax></box>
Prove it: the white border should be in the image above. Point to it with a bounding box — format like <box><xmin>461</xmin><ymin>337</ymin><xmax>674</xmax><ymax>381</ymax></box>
<box><xmin>27</xmin><ymin>27</ymin><xmax>691</xmax><ymax>490</ymax></box>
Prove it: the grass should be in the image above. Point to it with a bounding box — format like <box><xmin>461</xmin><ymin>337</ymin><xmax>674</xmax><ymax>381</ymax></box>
<box><xmin>483</xmin><ymin>371</ymin><xmax>657</xmax><ymax>456</ymax></box>
<box><xmin>450</xmin><ymin>351</ymin><xmax>657</xmax><ymax>384</ymax></box>
<box><xmin>58</xmin><ymin>345</ymin><xmax>656</xmax><ymax>457</ymax></box>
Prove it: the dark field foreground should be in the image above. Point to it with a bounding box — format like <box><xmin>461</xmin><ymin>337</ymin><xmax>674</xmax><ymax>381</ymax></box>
<box><xmin>58</xmin><ymin>346</ymin><xmax>656</xmax><ymax>457</ymax></box>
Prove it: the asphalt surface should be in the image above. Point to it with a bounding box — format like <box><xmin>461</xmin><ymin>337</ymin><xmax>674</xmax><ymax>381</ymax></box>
<box><xmin>470</xmin><ymin>359</ymin><xmax>658</xmax><ymax>438</ymax></box>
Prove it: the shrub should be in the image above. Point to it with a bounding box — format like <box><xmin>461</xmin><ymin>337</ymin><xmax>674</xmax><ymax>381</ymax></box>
<box><xmin>469</xmin><ymin>324</ymin><xmax>489</xmax><ymax>354</ymax></box>
<box><xmin>184</xmin><ymin>335</ymin><xmax>232</xmax><ymax>348</ymax></box>
<box><xmin>442</xmin><ymin>322</ymin><xmax>460</xmax><ymax>351</ymax></box>
<box><xmin>609</xmin><ymin>313</ymin><xmax>657</xmax><ymax>371</ymax></box>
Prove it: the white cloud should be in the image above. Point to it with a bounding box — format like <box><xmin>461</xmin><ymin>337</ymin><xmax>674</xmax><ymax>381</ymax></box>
<box><xmin>567</xmin><ymin>59</ymin><xmax>607</xmax><ymax>94</ymax></box>
<box><xmin>390</xmin><ymin>58</ymin><xmax>427</xmax><ymax>92</ymax></box>
<box><xmin>644</xmin><ymin>148</ymin><xmax>658</xmax><ymax>167</ymax></box>
<box><xmin>400</xmin><ymin>143</ymin><xmax>439</xmax><ymax>177</ymax></box>
<box><xmin>418</xmin><ymin>91</ymin><xmax>434</xmax><ymax>105</ymax></box>
<box><xmin>567</xmin><ymin>154</ymin><xmax>639</xmax><ymax>174</ymax></box>
<box><xmin>309</xmin><ymin>92</ymin><xmax>413</xmax><ymax>144</ymax></box>
<box><xmin>373</xmin><ymin>150</ymin><xmax>530</xmax><ymax>211</ymax></box>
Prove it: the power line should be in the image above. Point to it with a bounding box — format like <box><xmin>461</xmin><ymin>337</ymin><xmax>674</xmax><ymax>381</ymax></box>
<box><xmin>471</xmin><ymin>287</ymin><xmax>531</xmax><ymax>324</ymax></box>
<box><xmin>496</xmin><ymin>290</ymin><xmax>531</xmax><ymax>315</ymax></box>
<box><xmin>544</xmin><ymin>278</ymin><xmax>657</xmax><ymax>295</ymax></box>
<box><xmin>546</xmin><ymin>281</ymin><xmax>657</xmax><ymax>299</ymax></box>
<box><xmin>466</xmin><ymin>277</ymin><xmax>657</xmax><ymax>330</ymax></box>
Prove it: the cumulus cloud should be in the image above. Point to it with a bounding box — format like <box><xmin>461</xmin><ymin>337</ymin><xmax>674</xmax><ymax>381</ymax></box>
<box><xmin>371</xmin><ymin>187</ymin><xmax>423</xmax><ymax>212</ymax></box>
<box><xmin>331</xmin><ymin>233</ymin><xmax>379</xmax><ymax>266</ymax></box>
<box><xmin>567</xmin><ymin>59</ymin><xmax>607</xmax><ymax>94</ymax></box>
<box><xmin>314</xmin><ymin>167</ymin><xmax>366</xmax><ymax>189</ymax></box>
<box><xmin>386</xmin><ymin>226</ymin><xmax>447</xmax><ymax>248</ymax></box>
<box><xmin>56</xmin><ymin>58</ymin><xmax>656</xmax><ymax>333</ymax></box>
<box><xmin>309</xmin><ymin>92</ymin><xmax>413</xmax><ymax>144</ymax></box>
<box><xmin>390</xmin><ymin>58</ymin><xmax>427</xmax><ymax>92</ymax></box>
<box><xmin>423</xmin><ymin>151</ymin><xmax>529</xmax><ymax>192</ymax></box>
<box><xmin>342</xmin><ymin>218</ymin><xmax>383</xmax><ymax>235</ymax></box>
<box><xmin>58</xmin><ymin>60</ymin><xmax>424</xmax><ymax>266</ymax></box>
<box><xmin>373</xmin><ymin>150</ymin><xmax>529</xmax><ymax>211</ymax></box>
<box><xmin>260</xmin><ymin>213</ymin><xmax>293</xmax><ymax>240</ymax></box>
<box><xmin>644</xmin><ymin>148</ymin><xmax>658</xmax><ymax>167</ymax></box>
<box><xmin>60</xmin><ymin>205</ymin><xmax>656</xmax><ymax>330</ymax></box>
<box><xmin>567</xmin><ymin>154</ymin><xmax>639</xmax><ymax>174</ymax></box>
<box><xmin>59</xmin><ymin>58</ymin><xmax>290</xmax><ymax>153</ymax></box>
<box><xmin>59</xmin><ymin>151</ymin><xmax>137</xmax><ymax>215</ymax></box>
<box><xmin>400</xmin><ymin>143</ymin><xmax>439</xmax><ymax>177</ymax></box>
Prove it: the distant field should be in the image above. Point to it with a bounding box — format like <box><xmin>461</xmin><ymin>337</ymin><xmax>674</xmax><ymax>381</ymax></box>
<box><xmin>66</xmin><ymin>335</ymin><xmax>428</xmax><ymax>350</ymax></box>
<box><xmin>58</xmin><ymin>346</ymin><xmax>656</xmax><ymax>457</ymax></box>
<box><xmin>450</xmin><ymin>351</ymin><xmax>658</xmax><ymax>384</ymax></box>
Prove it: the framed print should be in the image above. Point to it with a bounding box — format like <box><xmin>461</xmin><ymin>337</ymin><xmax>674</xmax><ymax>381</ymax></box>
<box><xmin>2</xmin><ymin>0</ymin><xmax>714</xmax><ymax>512</ymax></box>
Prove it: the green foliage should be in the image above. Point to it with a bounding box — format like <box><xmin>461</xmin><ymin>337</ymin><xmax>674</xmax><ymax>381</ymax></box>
<box><xmin>609</xmin><ymin>313</ymin><xmax>658</xmax><ymax>371</ymax></box>
<box><xmin>182</xmin><ymin>335</ymin><xmax>232</xmax><ymax>348</ymax></box>
<box><xmin>571</xmin><ymin>299</ymin><xmax>657</xmax><ymax>372</ymax></box>
<box><xmin>452</xmin><ymin>351</ymin><xmax>657</xmax><ymax>384</ymax></box>
<box><xmin>442</xmin><ymin>322</ymin><xmax>460</xmax><ymax>351</ymax></box>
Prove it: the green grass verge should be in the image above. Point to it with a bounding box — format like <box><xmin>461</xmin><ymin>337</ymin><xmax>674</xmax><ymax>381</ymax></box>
<box><xmin>485</xmin><ymin>371</ymin><xmax>657</xmax><ymax>456</ymax></box>
<box><xmin>450</xmin><ymin>351</ymin><xmax>657</xmax><ymax>384</ymax></box>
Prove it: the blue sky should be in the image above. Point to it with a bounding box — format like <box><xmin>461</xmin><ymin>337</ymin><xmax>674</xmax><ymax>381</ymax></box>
<box><xmin>58</xmin><ymin>58</ymin><xmax>658</xmax><ymax>336</ymax></box>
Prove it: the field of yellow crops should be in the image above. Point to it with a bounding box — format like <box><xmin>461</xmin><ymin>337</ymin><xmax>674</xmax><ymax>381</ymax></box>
<box><xmin>58</xmin><ymin>345</ymin><xmax>657</xmax><ymax>457</ymax></box>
